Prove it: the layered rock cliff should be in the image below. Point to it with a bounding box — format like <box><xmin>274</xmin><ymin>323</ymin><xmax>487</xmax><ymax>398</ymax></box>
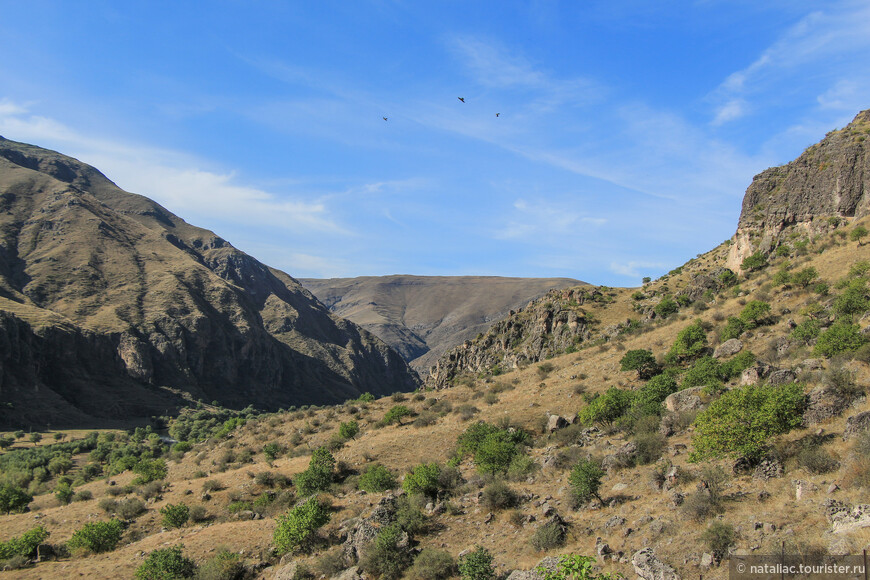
<box><xmin>0</xmin><ymin>137</ymin><xmax>420</xmax><ymax>428</ymax></box>
<box><xmin>727</xmin><ymin>109</ymin><xmax>870</xmax><ymax>270</ymax></box>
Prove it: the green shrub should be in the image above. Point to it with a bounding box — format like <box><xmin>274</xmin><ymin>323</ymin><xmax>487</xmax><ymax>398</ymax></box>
<box><xmin>189</xmin><ymin>505</ymin><xmax>209</xmax><ymax>523</ymax></box>
<box><xmin>67</xmin><ymin>519</ymin><xmax>125</xmax><ymax>553</ymax></box>
<box><xmin>117</xmin><ymin>498</ymin><xmax>147</xmax><ymax>519</ymax></box>
<box><xmin>719</xmin><ymin>350</ymin><xmax>756</xmax><ymax>381</ymax></box>
<box><xmin>458</xmin><ymin>546</ymin><xmax>496</xmax><ymax>580</ymax></box>
<box><xmin>0</xmin><ymin>483</ymin><xmax>32</xmax><ymax>514</ymax></box>
<box><xmin>295</xmin><ymin>447</ymin><xmax>335</xmax><ymax>496</ymax></box>
<box><xmin>741</xmin><ymin>251</ymin><xmax>767</xmax><ymax>272</ymax></box>
<box><xmin>792</xmin><ymin>267</ymin><xmax>819</xmax><ymax>288</ymax></box>
<box><xmin>629</xmin><ymin>373</ymin><xmax>678</xmax><ymax>419</ymax></box>
<box><xmin>690</xmin><ymin>383</ymin><xmax>806</xmax><ymax>461</ymax></box>
<box><xmin>474</xmin><ymin>431</ymin><xmax>520</xmax><ymax>475</ymax></box>
<box><xmin>814</xmin><ymin>322</ymin><xmax>867</xmax><ymax>357</ymax></box>
<box><xmin>262</xmin><ymin>443</ymin><xmax>282</xmax><ymax>462</ymax></box>
<box><xmin>272</xmin><ymin>496</ymin><xmax>330</xmax><ymax>554</ymax></box>
<box><xmin>666</xmin><ymin>320</ymin><xmax>708</xmax><ymax>362</ymax></box>
<box><xmin>55</xmin><ymin>482</ymin><xmax>74</xmax><ymax>505</ymax></box>
<box><xmin>791</xmin><ymin>319</ymin><xmax>821</xmax><ymax>345</ymax></box>
<box><xmin>850</xmin><ymin>225</ymin><xmax>868</xmax><ymax>244</ymax></box>
<box><xmin>133</xmin><ymin>458</ymin><xmax>168</xmax><ymax>484</ymax></box>
<box><xmin>530</xmin><ymin>520</ymin><xmax>566</xmax><ymax>551</ymax></box>
<box><xmin>578</xmin><ymin>387</ymin><xmax>633</xmax><ymax>427</ymax></box>
<box><xmin>382</xmin><ymin>405</ymin><xmax>413</xmax><ymax>426</ymax></box>
<box><xmin>73</xmin><ymin>490</ymin><xmax>93</xmax><ymax>502</ymax></box>
<box><xmin>481</xmin><ymin>480</ymin><xmax>518</xmax><ymax>511</ymax></box>
<box><xmin>681</xmin><ymin>356</ymin><xmax>722</xmax><ymax>390</ymax></box>
<box><xmin>535</xmin><ymin>554</ymin><xmax>622</xmax><ymax>580</ymax></box>
<box><xmin>568</xmin><ymin>458</ymin><xmax>605</xmax><ymax>505</ymax></box>
<box><xmin>719</xmin><ymin>269</ymin><xmax>738</xmax><ymax>286</ymax></box>
<box><xmin>135</xmin><ymin>545</ymin><xmax>196</xmax><ymax>579</ymax></box>
<box><xmin>633</xmin><ymin>432</ymin><xmax>666</xmax><ymax>465</ymax></box>
<box><xmin>701</xmin><ymin>521</ymin><xmax>735</xmax><ymax>561</ymax></box>
<box><xmin>833</xmin><ymin>279</ymin><xmax>869</xmax><ymax>319</ymax></box>
<box><xmin>619</xmin><ymin>349</ymin><xmax>660</xmax><ymax>379</ymax></box>
<box><xmin>160</xmin><ymin>503</ymin><xmax>190</xmax><ymax>529</ymax></box>
<box><xmin>338</xmin><ymin>420</ymin><xmax>359</xmax><ymax>440</ymax></box>
<box><xmin>739</xmin><ymin>300</ymin><xmax>771</xmax><ymax>327</ymax></box>
<box><xmin>654</xmin><ymin>297</ymin><xmax>679</xmax><ymax>319</ymax></box>
<box><xmin>409</xmin><ymin>548</ymin><xmax>457</xmax><ymax>580</ymax></box>
<box><xmin>402</xmin><ymin>463</ymin><xmax>441</xmax><ymax>497</ymax></box>
<box><xmin>0</xmin><ymin>526</ymin><xmax>49</xmax><ymax>560</ymax></box>
<box><xmin>195</xmin><ymin>549</ymin><xmax>244</xmax><ymax>580</ymax></box>
<box><xmin>719</xmin><ymin>316</ymin><xmax>745</xmax><ymax>341</ymax></box>
<box><xmin>360</xmin><ymin>523</ymin><xmax>413</xmax><ymax>580</ymax></box>
<box><xmin>358</xmin><ymin>463</ymin><xmax>396</xmax><ymax>493</ymax></box>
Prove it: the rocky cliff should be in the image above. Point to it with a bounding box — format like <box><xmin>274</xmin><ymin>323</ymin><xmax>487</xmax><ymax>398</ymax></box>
<box><xmin>427</xmin><ymin>286</ymin><xmax>622</xmax><ymax>388</ymax></box>
<box><xmin>301</xmin><ymin>275</ymin><xmax>582</xmax><ymax>374</ymax></box>
<box><xmin>727</xmin><ymin>109</ymin><xmax>870</xmax><ymax>270</ymax></box>
<box><xmin>0</xmin><ymin>137</ymin><xmax>420</xmax><ymax>428</ymax></box>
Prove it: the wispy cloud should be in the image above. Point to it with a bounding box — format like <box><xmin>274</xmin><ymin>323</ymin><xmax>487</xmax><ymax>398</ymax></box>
<box><xmin>0</xmin><ymin>99</ymin><xmax>347</xmax><ymax>234</ymax></box>
<box><xmin>609</xmin><ymin>260</ymin><xmax>669</xmax><ymax>279</ymax></box>
<box><xmin>709</xmin><ymin>1</ymin><xmax>870</xmax><ymax>124</ymax></box>
<box><xmin>495</xmin><ymin>198</ymin><xmax>605</xmax><ymax>241</ymax></box>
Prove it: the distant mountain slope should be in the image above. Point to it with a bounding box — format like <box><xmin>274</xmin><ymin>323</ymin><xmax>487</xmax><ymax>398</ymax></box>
<box><xmin>299</xmin><ymin>275</ymin><xmax>583</xmax><ymax>372</ymax></box>
<box><xmin>0</xmin><ymin>137</ymin><xmax>419</xmax><ymax>428</ymax></box>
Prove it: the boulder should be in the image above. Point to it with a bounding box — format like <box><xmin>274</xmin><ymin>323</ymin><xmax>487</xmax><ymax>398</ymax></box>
<box><xmin>804</xmin><ymin>385</ymin><xmax>852</xmax><ymax>425</ymax></box>
<box><xmin>713</xmin><ymin>339</ymin><xmax>743</xmax><ymax>359</ymax></box>
<box><xmin>505</xmin><ymin>556</ymin><xmax>560</xmax><ymax>580</ymax></box>
<box><xmin>664</xmin><ymin>387</ymin><xmax>704</xmax><ymax>413</ymax></box>
<box><xmin>824</xmin><ymin>500</ymin><xmax>870</xmax><ymax>534</ymax></box>
<box><xmin>768</xmin><ymin>369</ymin><xmax>797</xmax><ymax>385</ymax></box>
<box><xmin>740</xmin><ymin>363</ymin><xmax>774</xmax><ymax>386</ymax></box>
<box><xmin>547</xmin><ymin>414</ymin><xmax>569</xmax><ymax>432</ymax></box>
<box><xmin>632</xmin><ymin>548</ymin><xmax>680</xmax><ymax>580</ymax></box>
<box><xmin>843</xmin><ymin>411</ymin><xmax>870</xmax><ymax>440</ymax></box>
<box><xmin>341</xmin><ymin>495</ymin><xmax>398</xmax><ymax>565</ymax></box>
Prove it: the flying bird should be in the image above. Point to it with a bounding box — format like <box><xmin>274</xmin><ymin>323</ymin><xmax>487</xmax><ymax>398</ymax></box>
<box><xmin>383</xmin><ymin>117</ymin><xmax>388</xmax><ymax>121</ymax></box>
<box><xmin>458</xmin><ymin>97</ymin><xmax>465</xmax><ymax>103</ymax></box>
<box><xmin>495</xmin><ymin>113</ymin><xmax>500</xmax><ymax>117</ymax></box>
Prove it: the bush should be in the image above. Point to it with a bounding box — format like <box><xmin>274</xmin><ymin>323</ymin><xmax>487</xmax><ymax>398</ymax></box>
<box><xmin>160</xmin><ymin>503</ymin><xmax>190</xmax><ymax>529</ymax></box>
<box><xmin>458</xmin><ymin>546</ymin><xmax>496</xmax><ymax>580</ymax></box>
<box><xmin>481</xmin><ymin>480</ymin><xmax>518</xmax><ymax>511</ymax></box>
<box><xmin>273</xmin><ymin>496</ymin><xmax>330</xmax><ymax>554</ymax></box>
<box><xmin>702</xmin><ymin>521</ymin><xmax>735</xmax><ymax>561</ymax></box>
<box><xmin>791</xmin><ymin>319</ymin><xmax>821</xmax><ymax>345</ymax></box>
<box><xmin>382</xmin><ymin>405</ymin><xmax>413</xmax><ymax>426</ymax></box>
<box><xmin>741</xmin><ymin>251</ymin><xmax>767</xmax><ymax>272</ymax></box>
<box><xmin>295</xmin><ymin>447</ymin><xmax>335</xmax><ymax>496</ymax></box>
<box><xmin>474</xmin><ymin>431</ymin><xmax>520</xmax><ymax>475</ymax></box>
<box><xmin>202</xmin><ymin>479</ymin><xmax>223</xmax><ymax>492</ymax></box>
<box><xmin>530</xmin><ymin>520</ymin><xmax>567</xmax><ymax>551</ymax></box>
<box><xmin>577</xmin><ymin>387</ymin><xmax>633</xmax><ymax>427</ymax></box>
<box><xmin>797</xmin><ymin>445</ymin><xmax>839</xmax><ymax>474</ymax></box>
<box><xmin>629</xmin><ymin>373</ymin><xmax>678</xmax><ymax>419</ymax></box>
<box><xmin>189</xmin><ymin>504</ymin><xmax>209</xmax><ymax>523</ymax></box>
<box><xmin>654</xmin><ymin>297</ymin><xmax>679</xmax><ymax>319</ymax></box>
<box><xmin>739</xmin><ymin>300</ymin><xmax>771</xmax><ymax>326</ymax></box>
<box><xmin>195</xmin><ymin>549</ymin><xmax>245</xmax><ymax>580</ymax></box>
<box><xmin>67</xmin><ymin>519</ymin><xmax>125</xmax><ymax>553</ymax></box>
<box><xmin>338</xmin><ymin>420</ymin><xmax>359</xmax><ymax>440</ymax></box>
<box><xmin>619</xmin><ymin>349</ymin><xmax>660</xmax><ymax>379</ymax></box>
<box><xmin>402</xmin><ymin>463</ymin><xmax>441</xmax><ymax>497</ymax></box>
<box><xmin>135</xmin><ymin>545</ymin><xmax>196</xmax><ymax>579</ymax></box>
<box><xmin>667</xmin><ymin>320</ymin><xmax>708</xmax><ymax>362</ymax></box>
<box><xmin>720</xmin><ymin>316</ymin><xmax>745</xmax><ymax>341</ymax></box>
<box><xmin>0</xmin><ymin>526</ymin><xmax>49</xmax><ymax>560</ymax></box>
<box><xmin>358</xmin><ymin>463</ymin><xmax>396</xmax><ymax>493</ymax></box>
<box><xmin>360</xmin><ymin>523</ymin><xmax>413</xmax><ymax>580</ymax></box>
<box><xmin>691</xmin><ymin>383</ymin><xmax>806</xmax><ymax>462</ymax></box>
<box><xmin>409</xmin><ymin>548</ymin><xmax>457</xmax><ymax>580</ymax></box>
<box><xmin>535</xmin><ymin>555</ymin><xmax>622</xmax><ymax>580</ymax></box>
<box><xmin>133</xmin><ymin>458</ymin><xmax>168</xmax><ymax>485</ymax></box>
<box><xmin>681</xmin><ymin>356</ymin><xmax>722</xmax><ymax>390</ymax></box>
<box><xmin>55</xmin><ymin>482</ymin><xmax>74</xmax><ymax>505</ymax></box>
<box><xmin>633</xmin><ymin>432</ymin><xmax>665</xmax><ymax>465</ymax></box>
<box><xmin>0</xmin><ymin>483</ymin><xmax>32</xmax><ymax>514</ymax></box>
<box><xmin>117</xmin><ymin>498</ymin><xmax>147</xmax><ymax>519</ymax></box>
<box><xmin>73</xmin><ymin>490</ymin><xmax>93</xmax><ymax>502</ymax></box>
<box><xmin>568</xmin><ymin>458</ymin><xmax>605</xmax><ymax>505</ymax></box>
<box><xmin>262</xmin><ymin>443</ymin><xmax>282</xmax><ymax>462</ymax></box>
<box><xmin>814</xmin><ymin>322</ymin><xmax>867</xmax><ymax>357</ymax></box>
<box><xmin>792</xmin><ymin>267</ymin><xmax>819</xmax><ymax>288</ymax></box>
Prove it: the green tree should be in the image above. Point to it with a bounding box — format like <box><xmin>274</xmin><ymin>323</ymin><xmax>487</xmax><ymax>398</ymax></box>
<box><xmin>0</xmin><ymin>436</ymin><xmax>13</xmax><ymax>450</ymax></box>
<box><xmin>719</xmin><ymin>316</ymin><xmax>745</xmax><ymax>341</ymax></box>
<box><xmin>619</xmin><ymin>349</ymin><xmax>660</xmax><ymax>380</ymax></box>
<box><xmin>133</xmin><ymin>458</ymin><xmax>168</xmax><ymax>484</ymax></box>
<box><xmin>653</xmin><ymin>296</ymin><xmax>679</xmax><ymax>319</ymax></box>
<box><xmin>0</xmin><ymin>526</ymin><xmax>49</xmax><ymax>560</ymax></box>
<box><xmin>568</xmin><ymin>458</ymin><xmax>605</xmax><ymax>505</ymax></box>
<box><xmin>833</xmin><ymin>280</ymin><xmax>869</xmax><ymax>320</ymax></box>
<box><xmin>458</xmin><ymin>546</ymin><xmax>496</xmax><ymax>580</ymax></box>
<box><xmin>338</xmin><ymin>420</ymin><xmax>359</xmax><ymax>440</ymax></box>
<box><xmin>358</xmin><ymin>463</ymin><xmax>396</xmax><ymax>493</ymax></box>
<box><xmin>55</xmin><ymin>482</ymin><xmax>74</xmax><ymax>505</ymax></box>
<box><xmin>791</xmin><ymin>319</ymin><xmax>821</xmax><ymax>345</ymax></box>
<box><xmin>296</xmin><ymin>447</ymin><xmax>335</xmax><ymax>496</ymax></box>
<box><xmin>814</xmin><ymin>322</ymin><xmax>867</xmax><ymax>357</ymax></box>
<box><xmin>474</xmin><ymin>431</ymin><xmax>519</xmax><ymax>475</ymax></box>
<box><xmin>382</xmin><ymin>405</ymin><xmax>412</xmax><ymax>425</ymax></box>
<box><xmin>67</xmin><ymin>519</ymin><xmax>125</xmax><ymax>553</ymax></box>
<box><xmin>160</xmin><ymin>503</ymin><xmax>189</xmax><ymax>529</ymax></box>
<box><xmin>739</xmin><ymin>300</ymin><xmax>771</xmax><ymax>327</ymax></box>
<box><xmin>690</xmin><ymin>383</ymin><xmax>806</xmax><ymax>462</ymax></box>
<box><xmin>667</xmin><ymin>320</ymin><xmax>708</xmax><ymax>362</ymax></box>
<box><xmin>792</xmin><ymin>267</ymin><xmax>819</xmax><ymax>288</ymax></box>
<box><xmin>850</xmin><ymin>225</ymin><xmax>868</xmax><ymax>245</ymax></box>
<box><xmin>629</xmin><ymin>373</ymin><xmax>678</xmax><ymax>418</ymax></box>
<box><xmin>719</xmin><ymin>269</ymin><xmax>738</xmax><ymax>287</ymax></box>
<box><xmin>577</xmin><ymin>387</ymin><xmax>633</xmax><ymax>427</ymax></box>
<box><xmin>402</xmin><ymin>463</ymin><xmax>441</xmax><ymax>497</ymax></box>
<box><xmin>741</xmin><ymin>251</ymin><xmax>767</xmax><ymax>272</ymax></box>
<box><xmin>361</xmin><ymin>523</ymin><xmax>413</xmax><ymax>580</ymax></box>
<box><xmin>135</xmin><ymin>545</ymin><xmax>196</xmax><ymax>579</ymax></box>
<box><xmin>262</xmin><ymin>442</ymin><xmax>282</xmax><ymax>462</ymax></box>
<box><xmin>0</xmin><ymin>483</ymin><xmax>32</xmax><ymax>514</ymax></box>
<box><xmin>272</xmin><ymin>496</ymin><xmax>330</xmax><ymax>554</ymax></box>
<box><xmin>29</xmin><ymin>432</ymin><xmax>42</xmax><ymax>445</ymax></box>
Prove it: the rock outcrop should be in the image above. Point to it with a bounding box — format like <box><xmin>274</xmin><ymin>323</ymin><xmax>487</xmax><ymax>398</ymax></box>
<box><xmin>0</xmin><ymin>137</ymin><xmax>420</xmax><ymax>428</ymax></box>
<box><xmin>727</xmin><ymin>109</ymin><xmax>870</xmax><ymax>271</ymax></box>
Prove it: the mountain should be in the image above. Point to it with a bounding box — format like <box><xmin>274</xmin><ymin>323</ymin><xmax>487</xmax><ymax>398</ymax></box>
<box><xmin>299</xmin><ymin>275</ymin><xmax>582</xmax><ymax>373</ymax></box>
<box><xmin>0</xmin><ymin>137</ymin><xmax>419</xmax><ymax>429</ymax></box>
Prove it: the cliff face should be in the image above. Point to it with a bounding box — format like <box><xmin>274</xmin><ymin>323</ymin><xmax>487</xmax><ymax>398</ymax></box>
<box><xmin>0</xmin><ymin>137</ymin><xmax>419</xmax><ymax>428</ymax></box>
<box><xmin>427</xmin><ymin>286</ymin><xmax>612</xmax><ymax>389</ymax></box>
<box><xmin>301</xmin><ymin>275</ymin><xmax>582</xmax><ymax>374</ymax></box>
<box><xmin>727</xmin><ymin>109</ymin><xmax>870</xmax><ymax>270</ymax></box>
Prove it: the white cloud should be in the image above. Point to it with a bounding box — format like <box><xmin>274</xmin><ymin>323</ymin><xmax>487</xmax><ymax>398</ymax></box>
<box><xmin>712</xmin><ymin>99</ymin><xmax>748</xmax><ymax>126</ymax></box>
<box><xmin>609</xmin><ymin>260</ymin><xmax>668</xmax><ymax>279</ymax></box>
<box><xmin>495</xmin><ymin>198</ymin><xmax>606</xmax><ymax>241</ymax></box>
<box><xmin>0</xmin><ymin>99</ymin><xmax>347</xmax><ymax>235</ymax></box>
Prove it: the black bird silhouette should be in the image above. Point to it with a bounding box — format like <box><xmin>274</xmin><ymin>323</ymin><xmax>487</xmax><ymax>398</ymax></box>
<box><xmin>495</xmin><ymin>113</ymin><xmax>500</xmax><ymax>117</ymax></box>
<box><xmin>458</xmin><ymin>97</ymin><xmax>465</xmax><ymax>103</ymax></box>
<box><xmin>383</xmin><ymin>117</ymin><xmax>388</xmax><ymax>121</ymax></box>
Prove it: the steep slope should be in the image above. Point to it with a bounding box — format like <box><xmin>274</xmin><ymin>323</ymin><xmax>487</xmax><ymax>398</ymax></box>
<box><xmin>300</xmin><ymin>275</ymin><xmax>582</xmax><ymax>373</ymax></box>
<box><xmin>0</xmin><ymin>137</ymin><xmax>419</xmax><ymax>429</ymax></box>
<box><xmin>728</xmin><ymin>108</ymin><xmax>870</xmax><ymax>270</ymax></box>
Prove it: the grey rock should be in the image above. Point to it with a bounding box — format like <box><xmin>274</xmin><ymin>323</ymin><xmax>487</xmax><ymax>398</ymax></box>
<box><xmin>768</xmin><ymin>369</ymin><xmax>797</xmax><ymax>385</ymax></box>
<box><xmin>505</xmin><ymin>556</ymin><xmax>560</xmax><ymax>580</ymax></box>
<box><xmin>547</xmin><ymin>414</ymin><xmax>569</xmax><ymax>432</ymax></box>
<box><xmin>700</xmin><ymin>553</ymin><xmax>715</xmax><ymax>568</ymax></box>
<box><xmin>632</xmin><ymin>548</ymin><xmax>681</xmax><ymax>580</ymax></box>
<box><xmin>753</xmin><ymin>457</ymin><xmax>783</xmax><ymax>480</ymax></box>
<box><xmin>843</xmin><ymin>411</ymin><xmax>870</xmax><ymax>440</ymax></box>
<box><xmin>713</xmin><ymin>339</ymin><xmax>743</xmax><ymax>359</ymax></box>
<box><xmin>804</xmin><ymin>385</ymin><xmax>853</xmax><ymax>425</ymax></box>
<box><xmin>341</xmin><ymin>495</ymin><xmax>399</xmax><ymax>565</ymax></box>
<box><xmin>331</xmin><ymin>566</ymin><xmax>364</xmax><ymax>580</ymax></box>
<box><xmin>664</xmin><ymin>387</ymin><xmax>705</xmax><ymax>413</ymax></box>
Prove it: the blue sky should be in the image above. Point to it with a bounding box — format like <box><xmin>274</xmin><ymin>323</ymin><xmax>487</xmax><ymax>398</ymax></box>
<box><xmin>1</xmin><ymin>1</ymin><xmax>869</xmax><ymax>285</ymax></box>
